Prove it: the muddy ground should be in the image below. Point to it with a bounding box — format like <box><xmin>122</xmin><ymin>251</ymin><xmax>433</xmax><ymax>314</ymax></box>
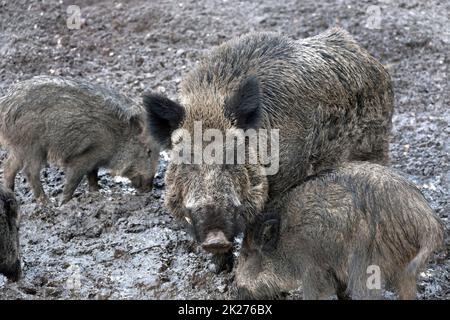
<box><xmin>0</xmin><ymin>0</ymin><xmax>448</xmax><ymax>299</ymax></box>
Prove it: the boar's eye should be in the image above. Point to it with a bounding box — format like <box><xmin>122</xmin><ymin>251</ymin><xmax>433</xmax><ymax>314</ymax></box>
<box><xmin>185</xmin><ymin>216</ymin><xmax>193</xmax><ymax>225</ymax></box>
<box><xmin>260</xmin><ymin>219</ymin><xmax>279</xmax><ymax>252</ymax></box>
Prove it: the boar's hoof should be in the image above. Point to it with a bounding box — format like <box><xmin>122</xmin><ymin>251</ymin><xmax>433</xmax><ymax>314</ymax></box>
<box><xmin>89</xmin><ymin>184</ymin><xmax>100</xmax><ymax>192</ymax></box>
<box><xmin>59</xmin><ymin>196</ymin><xmax>73</xmax><ymax>206</ymax></box>
<box><xmin>201</xmin><ymin>230</ymin><xmax>232</xmax><ymax>253</ymax></box>
<box><xmin>336</xmin><ymin>289</ymin><xmax>351</xmax><ymax>300</ymax></box>
<box><xmin>211</xmin><ymin>251</ymin><xmax>234</xmax><ymax>274</ymax></box>
<box><xmin>131</xmin><ymin>176</ymin><xmax>154</xmax><ymax>193</ymax></box>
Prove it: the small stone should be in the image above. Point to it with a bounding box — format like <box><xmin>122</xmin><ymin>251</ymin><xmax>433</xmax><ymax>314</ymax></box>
<box><xmin>218</xmin><ymin>284</ymin><xmax>227</xmax><ymax>293</ymax></box>
<box><xmin>114</xmin><ymin>248</ymin><xmax>127</xmax><ymax>258</ymax></box>
<box><xmin>208</xmin><ymin>263</ymin><xmax>217</xmax><ymax>273</ymax></box>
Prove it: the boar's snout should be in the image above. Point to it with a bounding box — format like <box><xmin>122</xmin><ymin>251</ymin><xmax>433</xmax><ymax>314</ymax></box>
<box><xmin>186</xmin><ymin>204</ymin><xmax>242</xmax><ymax>252</ymax></box>
<box><xmin>201</xmin><ymin>230</ymin><xmax>233</xmax><ymax>253</ymax></box>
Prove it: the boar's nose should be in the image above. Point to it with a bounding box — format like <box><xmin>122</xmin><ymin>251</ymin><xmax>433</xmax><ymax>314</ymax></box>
<box><xmin>201</xmin><ymin>230</ymin><xmax>232</xmax><ymax>253</ymax></box>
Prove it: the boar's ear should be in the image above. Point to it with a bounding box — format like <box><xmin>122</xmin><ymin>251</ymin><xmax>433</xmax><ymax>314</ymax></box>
<box><xmin>142</xmin><ymin>93</ymin><xmax>185</xmax><ymax>149</ymax></box>
<box><xmin>225</xmin><ymin>76</ymin><xmax>261</xmax><ymax>129</ymax></box>
<box><xmin>260</xmin><ymin>218</ymin><xmax>279</xmax><ymax>252</ymax></box>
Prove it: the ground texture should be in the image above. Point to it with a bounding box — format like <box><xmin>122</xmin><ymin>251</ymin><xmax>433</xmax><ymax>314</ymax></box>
<box><xmin>0</xmin><ymin>0</ymin><xmax>448</xmax><ymax>299</ymax></box>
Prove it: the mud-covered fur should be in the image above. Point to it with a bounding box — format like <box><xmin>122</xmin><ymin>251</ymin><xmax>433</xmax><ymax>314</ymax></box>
<box><xmin>143</xmin><ymin>28</ymin><xmax>394</xmax><ymax>269</ymax></box>
<box><xmin>0</xmin><ymin>76</ymin><xmax>160</xmax><ymax>204</ymax></box>
<box><xmin>0</xmin><ymin>184</ymin><xmax>21</xmax><ymax>281</ymax></box>
<box><xmin>235</xmin><ymin>163</ymin><xmax>444</xmax><ymax>300</ymax></box>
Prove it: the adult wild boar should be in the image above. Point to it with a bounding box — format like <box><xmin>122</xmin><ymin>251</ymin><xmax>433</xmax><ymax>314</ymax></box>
<box><xmin>143</xmin><ymin>28</ymin><xmax>394</xmax><ymax>269</ymax></box>
<box><xmin>235</xmin><ymin>163</ymin><xmax>444</xmax><ymax>300</ymax></box>
<box><xmin>0</xmin><ymin>76</ymin><xmax>160</xmax><ymax>204</ymax></box>
<box><xmin>0</xmin><ymin>184</ymin><xmax>21</xmax><ymax>281</ymax></box>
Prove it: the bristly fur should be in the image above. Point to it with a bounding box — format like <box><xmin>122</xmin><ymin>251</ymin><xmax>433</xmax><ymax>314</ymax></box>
<box><xmin>1</xmin><ymin>76</ymin><xmax>144</xmax><ymax>122</ymax></box>
<box><xmin>0</xmin><ymin>184</ymin><xmax>20</xmax><ymax>281</ymax></box>
<box><xmin>145</xmin><ymin>28</ymin><xmax>395</xmax><ymax>271</ymax></box>
<box><xmin>236</xmin><ymin>162</ymin><xmax>444</xmax><ymax>300</ymax></box>
<box><xmin>153</xmin><ymin>27</ymin><xmax>395</xmax><ymax>215</ymax></box>
<box><xmin>0</xmin><ymin>76</ymin><xmax>160</xmax><ymax>203</ymax></box>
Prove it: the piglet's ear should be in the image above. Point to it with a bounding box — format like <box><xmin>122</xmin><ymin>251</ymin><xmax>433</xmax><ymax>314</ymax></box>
<box><xmin>225</xmin><ymin>76</ymin><xmax>261</xmax><ymax>129</ymax></box>
<box><xmin>142</xmin><ymin>93</ymin><xmax>185</xmax><ymax>149</ymax></box>
<box><xmin>260</xmin><ymin>218</ymin><xmax>279</xmax><ymax>252</ymax></box>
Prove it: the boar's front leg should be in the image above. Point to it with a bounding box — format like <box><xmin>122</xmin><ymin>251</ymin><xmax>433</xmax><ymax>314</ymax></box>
<box><xmin>212</xmin><ymin>250</ymin><xmax>234</xmax><ymax>273</ymax></box>
<box><xmin>394</xmin><ymin>271</ymin><xmax>417</xmax><ymax>300</ymax></box>
<box><xmin>3</xmin><ymin>153</ymin><xmax>22</xmax><ymax>191</ymax></box>
<box><xmin>87</xmin><ymin>168</ymin><xmax>100</xmax><ymax>192</ymax></box>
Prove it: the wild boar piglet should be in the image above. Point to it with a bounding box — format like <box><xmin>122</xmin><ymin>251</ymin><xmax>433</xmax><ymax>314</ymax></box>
<box><xmin>0</xmin><ymin>76</ymin><xmax>160</xmax><ymax>204</ymax></box>
<box><xmin>236</xmin><ymin>162</ymin><xmax>444</xmax><ymax>300</ymax></box>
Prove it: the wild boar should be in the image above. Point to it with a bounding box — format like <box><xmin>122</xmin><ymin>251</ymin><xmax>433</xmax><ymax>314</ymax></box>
<box><xmin>235</xmin><ymin>162</ymin><xmax>444</xmax><ymax>300</ymax></box>
<box><xmin>0</xmin><ymin>184</ymin><xmax>21</xmax><ymax>281</ymax></box>
<box><xmin>143</xmin><ymin>28</ymin><xmax>394</xmax><ymax>270</ymax></box>
<box><xmin>0</xmin><ymin>76</ymin><xmax>160</xmax><ymax>205</ymax></box>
